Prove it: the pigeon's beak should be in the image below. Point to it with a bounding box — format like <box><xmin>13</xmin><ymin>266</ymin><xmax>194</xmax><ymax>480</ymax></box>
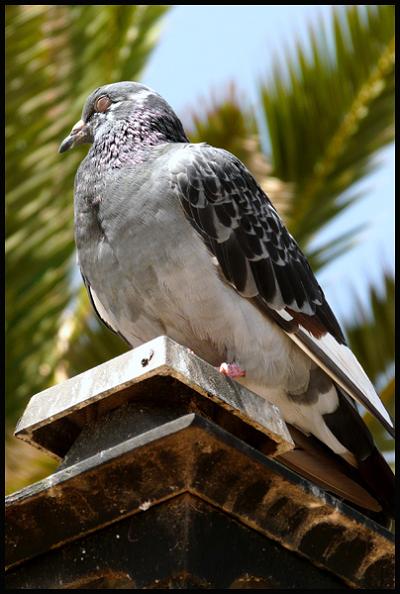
<box><xmin>59</xmin><ymin>119</ymin><xmax>91</xmax><ymax>153</ymax></box>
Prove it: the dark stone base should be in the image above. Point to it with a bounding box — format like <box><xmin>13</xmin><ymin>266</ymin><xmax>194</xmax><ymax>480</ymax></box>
<box><xmin>6</xmin><ymin>494</ymin><xmax>346</xmax><ymax>589</ymax></box>
<box><xmin>6</xmin><ymin>411</ymin><xmax>394</xmax><ymax>589</ymax></box>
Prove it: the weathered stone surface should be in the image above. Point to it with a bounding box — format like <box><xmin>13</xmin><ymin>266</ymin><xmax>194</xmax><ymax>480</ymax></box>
<box><xmin>6</xmin><ymin>495</ymin><xmax>347</xmax><ymax>590</ymax></box>
<box><xmin>6</xmin><ymin>412</ymin><xmax>394</xmax><ymax>588</ymax></box>
<box><xmin>15</xmin><ymin>336</ymin><xmax>293</xmax><ymax>458</ymax></box>
<box><xmin>6</xmin><ymin>338</ymin><xmax>394</xmax><ymax>589</ymax></box>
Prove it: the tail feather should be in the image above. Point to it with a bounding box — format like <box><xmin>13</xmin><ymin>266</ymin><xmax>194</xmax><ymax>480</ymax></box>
<box><xmin>277</xmin><ymin>425</ymin><xmax>394</xmax><ymax>521</ymax></box>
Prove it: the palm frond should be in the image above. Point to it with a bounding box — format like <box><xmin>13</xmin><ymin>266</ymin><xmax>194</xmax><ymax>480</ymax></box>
<box><xmin>344</xmin><ymin>273</ymin><xmax>394</xmax><ymax>457</ymax></box>
<box><xmin>363</xmin><ymin>378</ymin><xmax>394</xmax><ymax>458</ymax></box>
<box><xmin>187</xmin><ymin>87</ymin><xmax>292</xmax><ymax>215</ymax></box>
<box><xmin>261</xmin><ymin>5</ymin><xmax>394</xmax><ymax>269</ymax></box>
<box><xmin>6</xmin><ymin>5</ymin><xmax>169</xmax><ymax>425</ymax></box>
<box><xmin>53</xmin><ymin>286</ymin><xmax>128</xmax><ymax>383</ymax></box>
<box><xmin>345</xmin><ymin>272</ymin><xmax>394</xmax><ymax>388</ymax></box>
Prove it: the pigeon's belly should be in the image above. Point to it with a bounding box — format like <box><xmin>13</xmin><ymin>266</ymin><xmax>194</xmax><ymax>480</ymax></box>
<box><xmin>79</xmin><ymin>189</ymin><xmax>311</xmax><ymax>395</ymax></box>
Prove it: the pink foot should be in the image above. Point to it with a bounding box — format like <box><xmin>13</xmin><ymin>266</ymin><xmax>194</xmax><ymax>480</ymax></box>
<box><xmin>218</xmin><ymin>362</ymin><xmax>246</xmax><ymax>378</ymax></box>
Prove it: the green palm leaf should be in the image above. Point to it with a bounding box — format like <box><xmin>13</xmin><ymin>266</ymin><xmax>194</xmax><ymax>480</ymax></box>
<box><xmin>260</xmin><ymin>5</ymin><xmax>394</xmax><ymax>269</ymax></box>
<box><xmin>344</xmin><ymin>273</ymin><xmax>395</xmax><ymax>457</ymax></box>
<box><xmin>187</xmin><ymin>88</ymin><xmax>293</xmax><ymax>215</ymax></box>
<box><xmin>6</xmin><ymin>5</ymin><xmax>169</xmax><ymax>425</ymax></box>
<box><xmin>345</xmin><ymin>273</ymin><xmax>394</xmax><ymax>387</ymax></box>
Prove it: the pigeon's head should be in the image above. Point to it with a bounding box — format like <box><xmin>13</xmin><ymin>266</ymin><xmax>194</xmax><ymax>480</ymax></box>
<box><xmin>59</xmin><ymin>81</ymin><xmax>187</xmax><ymax>153</ymax></box>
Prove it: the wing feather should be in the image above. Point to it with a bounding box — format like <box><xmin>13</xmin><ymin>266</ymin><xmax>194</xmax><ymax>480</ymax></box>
<box><xmin>170</xmin><ymin>144</ymin><xmax>394</xmax><ymax>435</ymax></box>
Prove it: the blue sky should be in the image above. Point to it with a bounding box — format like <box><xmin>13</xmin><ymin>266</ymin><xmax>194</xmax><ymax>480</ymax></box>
<box><xmin>141</xmin><ymin>5</ymin><xmax>394</xmax><ymax>324</ymax></box>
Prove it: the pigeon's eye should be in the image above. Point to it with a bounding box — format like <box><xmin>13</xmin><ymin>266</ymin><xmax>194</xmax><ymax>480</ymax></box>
<box><xmin>95</xmin><ymin>96</ymin><xmax>111</xmax><ymax>113</ymax></box>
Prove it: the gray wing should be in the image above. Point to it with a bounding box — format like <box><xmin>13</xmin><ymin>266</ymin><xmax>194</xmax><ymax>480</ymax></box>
<box><xmin>170</xmin><ymin>143</ymin><xmax>345</xmax><ymax>341</ymax></box>
<box><xmin>169</xmin><ymin>143</ymin><xmax>394</xmax><ymax>437</ymax></box>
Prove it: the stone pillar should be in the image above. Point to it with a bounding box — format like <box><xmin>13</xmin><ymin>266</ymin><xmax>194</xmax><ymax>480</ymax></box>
<box><xmin>5</xmin><ymin>336</ymin><xmax>394</xmax><ymax>589</ymax></box>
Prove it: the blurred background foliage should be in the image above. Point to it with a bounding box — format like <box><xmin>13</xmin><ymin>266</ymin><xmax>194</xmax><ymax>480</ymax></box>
<box><xmin>5</xmin><ymin>5</ymin><xmax>394</xmax><ymax>493</ymax></box>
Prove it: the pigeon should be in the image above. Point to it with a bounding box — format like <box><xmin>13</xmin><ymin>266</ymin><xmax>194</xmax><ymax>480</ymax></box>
<box><xmin>60</xmin><ymin>81</ymin><xmax>394</xmax><ymax>521</ymax></box>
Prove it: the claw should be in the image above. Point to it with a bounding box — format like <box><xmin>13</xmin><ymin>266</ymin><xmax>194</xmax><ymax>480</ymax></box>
<box><xmin>218</xmin><ymin>362</ymin><xmax>246</xmax><ymax>378</ymax></box>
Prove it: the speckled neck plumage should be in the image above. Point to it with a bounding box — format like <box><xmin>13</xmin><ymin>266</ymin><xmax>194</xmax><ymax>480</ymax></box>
<box><xmin>88</xmin><ymin>107</ymin><xmax>189</xmax><ymax>169</ymax></box>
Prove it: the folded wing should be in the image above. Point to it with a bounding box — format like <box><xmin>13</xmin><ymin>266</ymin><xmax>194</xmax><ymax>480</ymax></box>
<box><xmin>170</xmin><ymin>143</ymin><xmax>394</xmax><ymax>437</ymax></box>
